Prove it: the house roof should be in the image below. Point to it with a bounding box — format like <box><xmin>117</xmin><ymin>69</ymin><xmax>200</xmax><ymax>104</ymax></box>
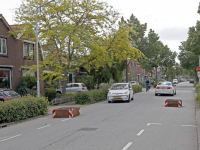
<box><xmin>0</xmin><ymin>14</ymin><xmax>13</xmax><ymax>31</ymax></box>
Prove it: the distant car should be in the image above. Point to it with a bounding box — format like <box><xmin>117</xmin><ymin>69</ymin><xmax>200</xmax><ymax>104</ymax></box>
<box><xmin>3</xmin><ymin>90</ymin><xmax>21</xmax><ymax>99</ymax></box>
<box><xmin>107</xmin><ymin>83</ymin><xmax>134</xmax><ymax>103</ymax></box>
<box><xmin>56</xmin><ymin>83</ymin><xmax>88</xmax><ymax>94</ymax></box>
<box><xmin>173</xmin><ymin>79</ymin><xmax>178</xmax><ymax>84</ymax></box>
<box><xmin>189</xmin><ymin>79</ymin><xmax>194</xmax><ymax>83</ymax></box>
<box><xmin>181</xmin><ymin>78</ymin><xmax>186</xmax><ymax>82</ymax></box>
<box><xmin>155</xmin><ymin>82</ymin><xmax>176</xmax><ymax>96</ymax></box>
<box><xmin>129</xmin><ymin>81</ymin><xmax>139</xmax><ymax>85</ymax></box>
<box><xmin>0</xmin><ymin>91</ymin><xmax>11</xmax><ymax>102</ymax></box>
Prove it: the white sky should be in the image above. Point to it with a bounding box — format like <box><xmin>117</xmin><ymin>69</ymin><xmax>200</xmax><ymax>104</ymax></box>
<box><xmin>1</xmin><ymin>0</ymin><xmax>200</xmax><ymax>62</ymax></box>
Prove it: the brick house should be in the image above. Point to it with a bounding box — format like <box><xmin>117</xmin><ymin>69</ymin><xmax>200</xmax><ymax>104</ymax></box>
<box><xmin>0</xmin><ymin>14</ymin><xmax>44</xmax><ymax>92</ymax></box>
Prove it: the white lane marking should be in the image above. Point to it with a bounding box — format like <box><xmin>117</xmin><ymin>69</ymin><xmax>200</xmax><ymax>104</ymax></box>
<box><xmin>181</xmin><ymin>125</ymin><xmax>196</xmax><ymax>127</ymax></box>
<box><xmin>137</xmin><ymin>129</ymin><xmax>145</xmax><ymax>136</ymax></box>
<box><xmin>37</xmin><ymin>124</ymin><xmax>51</xmax><ymax>130</ymax></box>
<box><xmin>62</xmin><ymin>118</ymin><xmax>71</xmax><ymax>122</ymax></box>
<box><xmin>122</xmin><ymin>142</ymin><xmax>133</xmax><ymax>150</ymax></box>
<box><xmin>147</xmin><ymin>123</ymin><xmax>162</xmax><ymax>126</ymax></box>
<box><xmin>0</xmin><ymin>134</ymin><xmax>22</xmax><ymax>142</ymax></box>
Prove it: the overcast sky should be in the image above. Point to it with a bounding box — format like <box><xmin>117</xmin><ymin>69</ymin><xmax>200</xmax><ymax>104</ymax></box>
<box><xmin>1</xmin><ymin>0</ymin><xmax>200</xmax><ymax>61</ymax></box>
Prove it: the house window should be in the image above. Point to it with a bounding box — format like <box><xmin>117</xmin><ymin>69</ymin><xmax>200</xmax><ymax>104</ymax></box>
<box><xmin>0</xmin><ymin>38</ymin><xmax>7</xmax><ymax>55</ymax></box>
<box><xmin>23</xmin><ymin>42</ymin><xmax>34</xmax><ymax>58</ymax></box>
<box><xmin>22</xmin><ymin>69</ymin><xmax>35</xmax><ymax>76</ymax></box>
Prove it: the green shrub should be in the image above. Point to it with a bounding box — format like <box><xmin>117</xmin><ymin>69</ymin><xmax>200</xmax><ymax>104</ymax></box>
<box><xmin>196</xmin><ymin>92</ymin><xmax>200</xmax><ymax>102</ymax></box>
<box><xmin>44</xmin><ymin>88</ymin><xmax>56</xmax><ymax>102</ymax></box>
<box><xmin>22</xmin><ymin>75</ymin><xmax>37</xmax><ymax>89</ymax></box>
<box><xmin>132</xmin><ymin>85</ymin><xmax>142</xmax><ymax>93</ymax></box>
<box><xmin>76</xmin><ymin>75</ymin><xmax>94</xmax><ymax>90</ymax></box>
<box><xmin>195</xmin><ymin>84</ymin><xmax>200</xmax><ymax>93</ymax></box>
<box><xmin>56</xmin><ymin>93</ymin><xmax>62</xmax><ymax>98</ymax></box>
<box><xmin>139</xmin><ymin>82</ymin><xmax>145</xmax><ymax>88</ymax></box>
<box><xmin>17</xmin><ymin>79</ymin><xmax>28</xmax><ymax>96</ymax></box>
<box><xmin>0</xmin><ymin>96</ymin><xmax>49</xmax><ymax>124</ymax></box>
<box><xmin>75</xmin><ymin>85</ymin><xmax>109</xmax><ymax>104</ymax></box>
<box><xmin>65</xmin><ymin>93</ymin><xmax>75</xmax><ymax>97</ymax></box>
<box><xmin>30</xmin><ymin>91</ymin><xmax>37</xmax><ymax>97</ymax></box>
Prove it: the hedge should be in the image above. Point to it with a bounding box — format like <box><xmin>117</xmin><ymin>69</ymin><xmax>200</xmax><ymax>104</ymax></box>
<box><xmin>132</xmin><ymin>85</ymin><xmax>142</xmax><ymax>93</ymax></box>
<box><xmin>75</xmin><ymin>86</ymin><xmax>108</xmax><ymax>104</ymax></box>
<box><xmin>0</xmin><ymin>96</ymin><xmax>49</xmax><ymax>124</ymax></box>
<box><xmin>195</xmin><ymin>83</ymin><xmax>200</xmax><ymax>103</ymax></box>
<box><xmin>45</xmin><ymin>88</ymin><xmax>56</xmax><ymax>102</ymax></box>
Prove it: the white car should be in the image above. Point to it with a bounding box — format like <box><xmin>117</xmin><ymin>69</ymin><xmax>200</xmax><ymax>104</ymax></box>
<box><xmin>155</xmin><ymin>82</ymin><xmax>176</xmax><ymax>96</ymax></box>
<box><xmin>129</xmin><ymin>81</ymin><xmax>139</xmax><ymax>85</ymax></box>
<box><xmin>173</xmin><ymin>79</ymin><xmax>178</xmax><ymax>84</ymax></box>
<box><xmin>56</xmin><ymin>83</ymin><xmax>88</xmax><ymax>94</ymax></box>
<box><xmin>107</xmin><ymin>83</ymin><xmax>134</xmax><ymax>103</ymax></box>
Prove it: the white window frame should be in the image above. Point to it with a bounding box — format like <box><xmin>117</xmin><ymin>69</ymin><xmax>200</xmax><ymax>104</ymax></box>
<box><xmin>23</xmin><ymin>41</ymin><xmax>35</xmax><ymax>58</ymax></box>
<box><xmin>0</xmin><ymin>38</ymin><xmax>7</xmax><ymax>55</ymax></box>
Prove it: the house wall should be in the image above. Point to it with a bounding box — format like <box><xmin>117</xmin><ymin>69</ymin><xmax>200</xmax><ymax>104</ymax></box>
<box><xmin>0</xmin><ymin>16</ymin><xmax>44</xmax><ymax>92</ymax></box>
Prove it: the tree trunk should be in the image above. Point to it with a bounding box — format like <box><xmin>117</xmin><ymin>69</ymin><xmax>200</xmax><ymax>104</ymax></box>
<box><xmin>155</xmin><ymin>67</ymin><xmax>157</xmax><ymax>85</ymax></box>
<box><xmin>62</xmin><ymin>67</ymin><xmax>68</xmax><ymax>97</ymax></box>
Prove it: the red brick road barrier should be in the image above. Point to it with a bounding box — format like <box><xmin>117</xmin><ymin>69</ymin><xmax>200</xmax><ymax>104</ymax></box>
<box><xmin>165</xmin><ymin>99</ymin><xmax>182</xmax><ymax>107</ymax></box>
<box><xmin>52</xmin><ymin>107</ymin><xmax>80</xmax><ymax>118</ymax></box>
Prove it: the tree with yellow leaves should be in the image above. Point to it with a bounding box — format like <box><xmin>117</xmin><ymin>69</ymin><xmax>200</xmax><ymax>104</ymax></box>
<box><xmin>12</xmin><ymin>0</ymin><xmax>143</xmax><ymax>96</ymax></box>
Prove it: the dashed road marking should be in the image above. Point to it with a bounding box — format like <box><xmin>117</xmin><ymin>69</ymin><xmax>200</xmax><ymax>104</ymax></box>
<box><xmin>181</xmin><ymin>125</ymin><xmax>196</xmax><ymax>127</ymax></box>
<box><xmin>147</xmin><ymin>123</ymin><xmax>162</xmax><ymax>126</ymax></box>
<box><xmin>37</xmin><ymin>124</ymin><xmax>51</xmax><ymax>130</ymax></box>
<box><xmin>62</xmin><ymin>118</ymin><xmax>71</xmax><ymax>122</ymax></box>
<box><xmin>0</xmin><ymin>134</ymin><xmax>22</xmax><ymax>142</ymax></box>
<box><xmin>122</xmin><ymin>142</ymin><xmax>132</xmax><ymax>150</ymax></box>
<box><xmin>137</xmin><ymin>129</ymin><xmax>145</xmax><ymax>136</ymax></box>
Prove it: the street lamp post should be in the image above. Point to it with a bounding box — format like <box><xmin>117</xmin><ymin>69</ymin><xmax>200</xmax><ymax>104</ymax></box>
<box><xmin>36</xmin><ymin>0</ymin><xmax>55</xmax><ymax>99</ymax></box>
<box><xmin>126</xmin><ymin>58</ymin><xmax>131</xmax><ymax>83</ymax></box>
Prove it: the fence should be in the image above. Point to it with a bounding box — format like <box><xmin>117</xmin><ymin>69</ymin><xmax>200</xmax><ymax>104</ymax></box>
<box><xmin>51</xmin><ymin>96</ymin><xmax>75</xmax><ymax>105</ymax></box>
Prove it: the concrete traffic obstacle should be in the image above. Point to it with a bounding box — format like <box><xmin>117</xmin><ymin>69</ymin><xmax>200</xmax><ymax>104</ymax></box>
<box><xmin>52</xmin><ymin>107</ymin><xmax>80</xmax><ymax>118</ymax></box>
<box><xmin>165</xmin><ymin>99</ymin><xmax>182</xmax><ymax>107</ymax></box>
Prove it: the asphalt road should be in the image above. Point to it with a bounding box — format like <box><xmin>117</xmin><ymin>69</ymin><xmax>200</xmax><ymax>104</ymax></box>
<box><xmin>0</xmin><ymin>82</ymin><xmax>197</xmax><ymax>150</ymax></box>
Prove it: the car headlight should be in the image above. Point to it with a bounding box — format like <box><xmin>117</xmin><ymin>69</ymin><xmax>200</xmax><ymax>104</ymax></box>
<box><xmin>124</xmin><ymin>91</ymin><xmax>128</xmax><ymax>94</ymax></box>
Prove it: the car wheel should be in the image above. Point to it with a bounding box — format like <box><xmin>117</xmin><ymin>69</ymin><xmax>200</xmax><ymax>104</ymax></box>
<box><xmin>155</xmin><ymin>94</ymin><xmax>158</xmax><ymax>96</ymax></box>
<box><xmin>56</xmin><ymin>91</ymin><xmax>61</xmax><ymax>94</ymax></box>
<box><xmin>131</xmin><ymin>94</ymin><xmax>134</xmax><ymax>100</ymax></box>
<box><xmin>108</xmin><ymin>100</ymin><xmax>112</xmax><ymax>103</ymax></box>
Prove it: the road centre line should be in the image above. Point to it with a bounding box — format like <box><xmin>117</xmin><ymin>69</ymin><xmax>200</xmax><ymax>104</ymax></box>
<box><xmin>147</xmin><ymin>123</ymin><xmax>162</xmax><ymax>126</ymax></box>
<box><xmin>122</xmin><ymin>142</ymin><xmax>133</xmax><ymax>150</ymax></box>
<box><xmin>0</xmin><ymin>134</ymin><xmax>22</xmax><ymax>142</ymax></box>
<box><xmin>62</xmin><ymin>118</ymin><xmax>71</xmax><ymax>122</ymax></box>
<box><xmin>181</xmin><ymin>125</ymin><xmax>196</xmax><ymax>127</ymax></box>
<box><xmin>137</xmin><ymin>129</ymin><xmax>145</xmax><ymax>136</ymax></box>
<box><xmin>37</xmin><ymin>124</ymin><xmax>51</xmax><ymax>130</ymax></box>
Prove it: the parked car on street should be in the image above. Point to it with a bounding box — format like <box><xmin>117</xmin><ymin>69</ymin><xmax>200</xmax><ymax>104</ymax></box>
<box><xmin>3</xmin><ymin>90</ymin><xmax>21</xmax><ymax>99</ymax></box>
<box><xmin>189</xmin><ymin>79</ymin><xmax>194</xmax><ymax>83</ymax></box>
<box><xmin>129</xmin><ymin>81</ymin><xmax>139</xmax><ymax>85</ymax></box>
<box><xmin>155</xmin><ymin>82</ymin><xmax>176</xmax><ymax>96</ymax></box>
<box><xmin>56</xmin><ymin>83</ymin><xmax>88</xmax><ymax>94</ymax></box>
<box><xmin>107</xmin><ymin>83</ymin><xmax>134</xmax><ymax>103</ymax></box>
<box><xmin>0</xmin><ymin>91</ymin><xmax>11</xmax><ymax>102</ymax></box>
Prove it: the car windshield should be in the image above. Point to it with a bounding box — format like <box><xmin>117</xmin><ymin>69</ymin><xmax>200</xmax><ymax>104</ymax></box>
<box><xmin>110</xmin><ymin>84</ymin><xmax>128</xmax><ymax>90</ymax></box>
<box><xmin>0</xmin><ymin>91</ymin><xmax>6</xmax><ymax>96</ymax></box>
<box><xmin>159</xmin><ymin>82</ymin><xmax>172</xmax><ymax>86</ymax></box>
<box><xmin>4</xmin><ymin>91</ymin><xmax>19</xmax><ymax>96</ymax></box>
